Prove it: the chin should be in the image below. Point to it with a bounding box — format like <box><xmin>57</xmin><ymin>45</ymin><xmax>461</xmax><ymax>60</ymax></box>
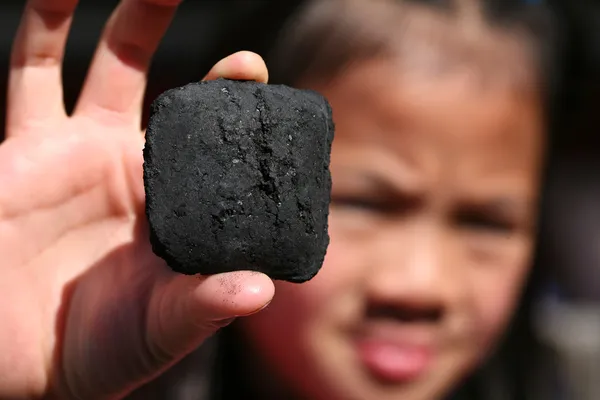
<box><xmin>313</xmin><ymin>366</ymin><xmax>453</xmax><ymax>400</ymax></box>
<box><xmin>309</xmin><ymin>337</ymin><xmax>469</xmax><ymax>400</ymax></box>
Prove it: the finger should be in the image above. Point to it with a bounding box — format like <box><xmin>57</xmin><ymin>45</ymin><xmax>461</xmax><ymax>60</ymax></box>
<box><xmin>203</xmin><ymin>51</ymin><xmax>269</xmax><ymax>83</ymax></box>
<box><xmin>74</xmin><ymin>0</ymin><xmax>181</xmax><ymax>126</ymax></box>
<box><xmin>7</xmin><ymin>0</ymin><xmax>76</xmax><ymax>135</ymax></box>
<box><xmin>147</xmin><ymin>271</ymin><xmax>275</xmax><ymax>359</ymax></box>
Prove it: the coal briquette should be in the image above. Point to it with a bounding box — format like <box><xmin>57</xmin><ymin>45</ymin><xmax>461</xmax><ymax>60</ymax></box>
<box><xmin>143</xmin><ymin>79</ymin><xmax>334</xmax><ymax>283</ymax></box>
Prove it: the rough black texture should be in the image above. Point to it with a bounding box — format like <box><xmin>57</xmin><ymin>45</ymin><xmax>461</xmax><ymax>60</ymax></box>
<box><xmin>143</xmin><ymin>79</ymin><xmax>334</xmax><ymax>283</ymax></box>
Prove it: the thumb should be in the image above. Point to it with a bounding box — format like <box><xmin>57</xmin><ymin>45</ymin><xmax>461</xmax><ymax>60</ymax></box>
<box><xmin>203</xmin><ymin>51</ymin><xmax>269</xmax><ymax>83</ymax></box>
<box><xmin>147</xmin><ymin>271</ymin><xmax>274</xmax><ymax>360</ymax></box>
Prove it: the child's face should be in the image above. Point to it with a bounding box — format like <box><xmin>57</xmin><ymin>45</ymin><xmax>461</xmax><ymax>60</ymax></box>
<box><xmin>241</xmin><ymin>58</ymin><xmax>544</xmax><ymax>400</ymax></box>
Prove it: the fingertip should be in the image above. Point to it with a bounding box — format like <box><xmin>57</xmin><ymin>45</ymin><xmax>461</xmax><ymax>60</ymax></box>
<box><xmin>194</xmin><ymin>271</ymin><xmax>275</xmax><ymax>318</ymax></box>
<box><xmin>203</xmin><ymin>51</ymin><xmax>269</xmax><ymax>83</ymax></box>
<box><xmin>233</xmin><ymin>51</ymin><xmax>269</xmax><ymax>83</ymax></box>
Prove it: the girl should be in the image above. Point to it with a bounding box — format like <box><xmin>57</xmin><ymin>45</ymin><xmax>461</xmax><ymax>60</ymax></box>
<box><xmin>130</xmin><ymin>0</ymin><xmax>561</xmax><ymax>399</ymax></box>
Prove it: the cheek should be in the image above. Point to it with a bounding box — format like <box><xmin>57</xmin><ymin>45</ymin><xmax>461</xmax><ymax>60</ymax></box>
<box><xmin>242</xmin><ymin>225</ymin><xmax>366</xmax><ymax>346</ymax></box>
<box><xmin>237</xmin><ymin>227</ymin><xmax>369</xmax><ymax>395</ymax></box>
<box><xmin>467</xmin><ymin>245</ymin><xmax>533</xmax><ymax>351</ymax></box>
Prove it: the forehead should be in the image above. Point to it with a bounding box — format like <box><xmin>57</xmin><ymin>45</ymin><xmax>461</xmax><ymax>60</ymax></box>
<box><xmin>320</xmin><ymin>59</ymin><xmax>545</xmax><ymax>199</ymax></box>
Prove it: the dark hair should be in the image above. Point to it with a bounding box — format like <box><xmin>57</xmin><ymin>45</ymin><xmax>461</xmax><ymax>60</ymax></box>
<box><xmin>268</xmin><ymin>0</ymin><xmax>562</xmax><ymax>101</ymax></box>
<box><xmin>264</xmin><ymin>1</ymin><xmax>566</xmax><ymax>399</ymax></box>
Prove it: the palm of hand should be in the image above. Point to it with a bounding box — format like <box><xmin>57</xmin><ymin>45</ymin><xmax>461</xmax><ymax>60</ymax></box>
<box><xmin>1</xmin><ymin>117</ymin><xmax>164</xmax><ymax>397</ymax></box>
<box><xmin>0</xmin><ymin>1</ymin><xmax>273</xmax><ymax>399</ymax></box>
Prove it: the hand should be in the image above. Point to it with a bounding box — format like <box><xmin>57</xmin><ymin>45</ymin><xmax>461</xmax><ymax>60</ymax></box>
<box><xmin>0</xmin><ymin>1</ymin><xmax>274</xmax><ymax>398</ymax></box>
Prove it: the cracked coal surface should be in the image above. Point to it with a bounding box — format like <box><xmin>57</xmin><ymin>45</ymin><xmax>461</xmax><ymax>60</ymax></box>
<box><xmin>143</xmin><ymin>79</ymin><xmax>334</xmax><ymax>283</ymax></box>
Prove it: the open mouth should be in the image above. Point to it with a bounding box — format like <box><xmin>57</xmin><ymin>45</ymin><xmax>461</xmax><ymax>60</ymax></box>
<box><xmin>353</xmin><ymin>302</ymin><xmax>443</xmax><ymax>383</ymax></box>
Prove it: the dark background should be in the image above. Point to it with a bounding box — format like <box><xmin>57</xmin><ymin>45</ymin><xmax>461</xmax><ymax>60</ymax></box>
<box><xmin>0</xmin><ymin>0</ymin><xmax>304</xmax><ymax>139</ymax></box>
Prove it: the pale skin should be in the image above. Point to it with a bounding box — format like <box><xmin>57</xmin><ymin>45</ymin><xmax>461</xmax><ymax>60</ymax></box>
<box><xmin>0</xmin><ymin>1</ymin><xmax>274</xmax><ymax>399</ymax></box>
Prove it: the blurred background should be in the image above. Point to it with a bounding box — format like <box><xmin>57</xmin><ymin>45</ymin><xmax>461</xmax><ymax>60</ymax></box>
<box><xmin>0</xmin><ymin>0</ymin><xmax>304</xmax><ymax>139</ymax></box>
<box><xmin>1</xmin><ymin>1</ymin><xmax>600</xmax><ymax>399</ymax></box>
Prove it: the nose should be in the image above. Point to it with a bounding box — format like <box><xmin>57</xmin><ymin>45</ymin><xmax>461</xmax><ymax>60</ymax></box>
<box><xmin>364</xmin><ymin>221</ymin><xmax>461</xmax><ymax>316</ymax></box>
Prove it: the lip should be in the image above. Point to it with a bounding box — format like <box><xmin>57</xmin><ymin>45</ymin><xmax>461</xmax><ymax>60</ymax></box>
<box><xmin>353</xmin><ymin>326</ymin><xmax>436</xmax><ymax>383</ymax></box>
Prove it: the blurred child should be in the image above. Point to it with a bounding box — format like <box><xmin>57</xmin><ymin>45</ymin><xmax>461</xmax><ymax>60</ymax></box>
<box><xmin>131</xmin><ymin>0</ymin><xmax>560</xmax><ymax>399</ymax></box>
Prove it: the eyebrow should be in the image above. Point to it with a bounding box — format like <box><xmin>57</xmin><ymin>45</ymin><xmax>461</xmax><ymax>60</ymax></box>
<box><xmin>343</xmin><ymin>173</ymin><xmax>531</xmax><ymax>216</ymax></box>
<box><xmin>333</xmin><ymin>160</ymin><xmax>534</xmax><ymax>215</ymax></box>
<box><xmin>332</xmin><ymin>168</ymin><xmax>424</xmax><ymax>204</ymax></box>
<box><xmin>332</xmin><ymin>150</ymin><xmax>424</xmax><ymax>190</ymax></box>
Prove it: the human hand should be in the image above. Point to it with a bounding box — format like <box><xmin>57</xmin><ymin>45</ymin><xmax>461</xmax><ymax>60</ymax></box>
<box><xmin>0</xmin><ymin>1</ymin><xmax>273</xmax><ymax>398</ymax></box>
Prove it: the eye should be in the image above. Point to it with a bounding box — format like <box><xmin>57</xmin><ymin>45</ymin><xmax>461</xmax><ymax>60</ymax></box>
<box><xmin>331</xmin><ymin>195</ymin><xmax>386</xmax><ymax>213</ymax></box>
<box><xmin>455</xmin><ymin>210</ymin><xmax>516</xmax><ymax>234</ymax></box>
